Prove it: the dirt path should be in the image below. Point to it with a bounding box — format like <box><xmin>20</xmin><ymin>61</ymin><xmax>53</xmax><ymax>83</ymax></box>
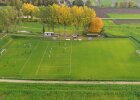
<box><xmin>0</xmin><ymin>79</ymin><xmax>140</xmax><ymax>85</ymax></box>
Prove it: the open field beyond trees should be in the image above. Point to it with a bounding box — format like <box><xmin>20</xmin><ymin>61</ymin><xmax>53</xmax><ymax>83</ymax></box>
<box><xmin>16</xmin><ymin>22</ymin><xmax>83</xmax><ymax>35</ymax></box>
<box><xmin>0</xmin><ymin>36</ymin><xmax>140</xmax><ymax>80</ymax></box>
<box><xmin>108</xmin><ymin>14</ymin><xmax>140</xmax><ymax>19</ymax></box>
<box><xmin>104</xmin><ymin>20</ymin><xmax>140</xmax><ymax>39</ymax></box>
<box><xmin>93</xmin><ymin>0</ymin><xmax>139</xmax><ymax>7</ymax></box>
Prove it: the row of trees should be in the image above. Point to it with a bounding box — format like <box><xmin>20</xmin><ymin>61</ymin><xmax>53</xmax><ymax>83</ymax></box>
<box><xmin>21</xmin><ymin>3</ymin><xmax>99</xmax><ymax>33</ymax></box>
<box><xmin>0</xmin><ymin>7</ymin><xmax>18</xmax><ymax>32</ymax></box>
<box><xmin>37</xmin><ymin>4</ymin><xmax>98</xmax><ymax>33</ymax></box>
<box><xmin>0</xmin><ymin>3</ymin><xmax>103</xmax><ymax>34</ymax></box>
<box><xmin>1</xmin><ymin>0</ymin><xmax>93</xmax><ymax>7</ymax></box>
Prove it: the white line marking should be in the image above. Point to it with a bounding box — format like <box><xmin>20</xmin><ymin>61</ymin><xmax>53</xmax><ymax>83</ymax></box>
<box><xmin>19</xmin><ymin>42</ymin><xmax>39</xmax><ymax>74</ymax></box>
<box><xmin>0</xmin><ymin>34</ymin><xmax>7</xmax><ymax>39</ymax></box>
<box><xmin>69</xmin><ymin>41</ymin><xmax>72</xmax><ymax>75</ymax></box>
<box><xmin>35</xmin><ymin>42</ymin><xmax>49</xmax><ymax>75</ymax></box>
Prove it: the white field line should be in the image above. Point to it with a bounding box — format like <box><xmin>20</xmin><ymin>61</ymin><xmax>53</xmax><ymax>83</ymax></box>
<box><xmin>39</xmin><ymin>41</ymin><xmax>71</xmax><ymax>76</ymax></box>
<box><xmin>0</xmin><ymin>34</ymin><xmax>7</xmax><ymax>39</ymax></box>
<box><xmin>39</xmin><ymin>74</ymin><xmax>70</xmax><ymax>76</ymax></box>
<box><xmin>35</xmin><ymin>42</ymin><xmax>49</xmax><ymax>75</ymax></box>
<box><xmin>0</xmin><ymin>79</ymin><xmax>140</xmax><ymax>85</ymax></box>
<box><xmin>69</xmin><ymin>41</ymin><xmax>72</xmax><ymax>75</ymax></box>
<box><xmin>19</xmin><ymin>43</ymin><xmax>39</xmax><ymax>74</ymax></box>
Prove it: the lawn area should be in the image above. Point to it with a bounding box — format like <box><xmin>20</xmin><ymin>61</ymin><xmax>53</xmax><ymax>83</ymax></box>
<box><xmin>0</xmin><ymin>83</ymin><xmax>139</xmax><ymax>100</ymax></box>
<box><xmin>93</xmin><ymin>0</ymin><xmax>139</xmax><ymax>7</ymax></box>
<box><xmin>17</xmin><ymin>22</ymin><xmax>83</xmax><ymax>35</ymax></box>
<box><xmin>0</xmin><ymin>36</ymin><xmax>12</xmax><ymax>48</ymax></box>
<box><xmin>0</xmin><ymin>36</ymin><xmax>140</xmax><ymax>80</ymax></box>
<box><xmin>108</xmin><ymin>14</ymin><xmax>140</xmax><ymax>18</ymax></box>
<box><xmin>104</xmin><ymin>20</ymin><xmax>140</xmax><ymax>40</ymax></box>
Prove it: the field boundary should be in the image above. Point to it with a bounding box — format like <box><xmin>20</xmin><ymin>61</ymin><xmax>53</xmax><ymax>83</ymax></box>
<box><xmin>0</xmin><ymin>34</ymin><xmax>7</xmax><ymax>39</ymax></box>
<box><xmin>104</xmin><ymin>33</ymin><xmax>140</xmax><ymax>45</ymax></box>
<box><xmin>0</xmin><ymin>79</ymin><xmax>140</xmax><ymax>85</ymax></box>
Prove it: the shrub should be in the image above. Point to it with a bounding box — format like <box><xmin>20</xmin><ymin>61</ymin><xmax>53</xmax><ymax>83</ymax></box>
<box><xmin>88</xmin><ymin>17</ymin><xmax>104</xmax><ymax>33</ymax></box>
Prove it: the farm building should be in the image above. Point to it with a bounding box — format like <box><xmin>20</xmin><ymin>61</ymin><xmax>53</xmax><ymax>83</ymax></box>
<box><xmin>44</xmin><ymin>32</ymin><xmax>58</xmax><ymax>37</ymax></box>
<box><xmin>87</xmin><ymin>33</ymin><xmax>100</xmax><ymax>37</ymax></box>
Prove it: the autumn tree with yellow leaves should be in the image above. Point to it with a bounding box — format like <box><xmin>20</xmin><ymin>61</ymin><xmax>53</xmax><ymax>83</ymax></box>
<box><xmin>88</xmin><ymin>17</ymin><xmax>104</xmax><ymax>33</ymax></box>
<box><xmin>59</xmin><ymin>5</ymin><xmax>72</xmax><ymax>34</ymax></box>
<box><xmin>22</xmin><ymin>3</ymin><xmax>39</xmax><ymax>19</ymax></box>
<box><xmin>71</xmin><ymin>6</ymin><xmax>84</xmax><ymax>32</ymax></box>
<box><xmin>38</xmin><ymin>4</ymin><xmax>103</xmax><ymax>34</ymax></box>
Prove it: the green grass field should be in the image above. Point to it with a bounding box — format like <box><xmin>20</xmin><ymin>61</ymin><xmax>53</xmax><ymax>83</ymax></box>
<box><xmin>0</xmin><ymin>36</ymin><xmax>140</xmax><ymax>80</ymax></box>
<box><xmin>16</xmin><ymin>22</ymin><xmax>83</xmax><ymax>35</ymax></box>
<box><xmin>108</xmin><ymin>14</ymin><xmax>140</xmax><ymax>18</ymax></box>
<box><xmin>93</xmin><ymin>0</ymin><xmax>139</xmax><ymax>7</ymax></box>
<box><xmin>0</xmin><ymin>83</ymin><xmax>139</xmax><ymax>100</ymax></box>
<box><xmin>104</xmin><ymin>20</ymin><xmax>140</xmax><ymax>40</ymax></box>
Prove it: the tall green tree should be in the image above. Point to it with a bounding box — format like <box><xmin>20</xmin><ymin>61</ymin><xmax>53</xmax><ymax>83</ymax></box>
<box><xmin>10</xmin><ymin>0</ymin><xmax>23</xmax><ymax>23</ymax></box>
<box><xmin>0</xmin><ymin>7</ymin><xmax>18</xmax><ymax>33</ymax></box>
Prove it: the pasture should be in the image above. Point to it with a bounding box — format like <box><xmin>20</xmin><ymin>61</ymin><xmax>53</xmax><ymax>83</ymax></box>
<box><xmin>93</xmin><ymin>0</ymin><xmax>139</xmax><ymax>7</ymax></box>
<box><xmin>0</xmin><ymin>36</ymin><xmax>140</xmax><ymax>80</ymax></box>
<box><xmin>104</xmin><ymin>20</ymin><xmax>140</xmax><ymax>40</ymax></box>
<box><xmin>108</xmin><ymin>14</ymin><xmax>140</xmax><ymax>19</ymax></box>
<box><xmin>0</xmin><ymin>83</ymin><xmax>139</xmax><ymax>100</ymax></box>
<box><xmin>16</xmin><ymin>22</ymin><xmax>83</xmax><ymax>35</ymax></box>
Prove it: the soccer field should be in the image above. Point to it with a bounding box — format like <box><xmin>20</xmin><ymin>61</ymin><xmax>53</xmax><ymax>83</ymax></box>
<box><xmin>0</xmin><ymin>36</ymin><xmax>140</xmax><ymax>80</ymax></box>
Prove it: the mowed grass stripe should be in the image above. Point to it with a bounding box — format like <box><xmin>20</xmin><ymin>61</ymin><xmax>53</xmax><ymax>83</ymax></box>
<box><xmin>35</xmin><ymin>41</ymin><xmax>50</xmax><ymax>75</ymax></box>
<box><xmin>37</xmin><ymin>41</ymin><xmax>71</xmax><ymax>76</ymax></box>
<box><xmin>0</xmin><ymin>38</ymin><xmax>36</xmax><ymax>76</ymax></box>
<box><xmin>19</xmin><ymin>42</ymin><xmax>39</xmax><ymax>74</ymax></box>
<box><xmin>20</xmin><ymin>41</ymin><xmax>49</xmax><ymax>77</ymax></box>
<box><xmin>71</xmin><ymin>38</ymin><xmax>140</xmax><ymax>80</ymax></box>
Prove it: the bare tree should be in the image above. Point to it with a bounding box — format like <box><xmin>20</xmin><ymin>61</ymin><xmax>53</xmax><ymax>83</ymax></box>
<box><xmin>57</xmin><ymin>0</ymin><xmax>61</xmax><ymax>5</ymax></box>
<box><xmin>95</xmin><ymin>0</ymin><xmax>101</xmax><ymax>7</ymax></box>
<box><xmin>82</xmin><ymin>0</ymin><xmax>88</xmax><ymax>6</ymax></box>
<box><xmin>64</xmin><ymin>0</ymin><xmax>66</xmax><ymax>5</ymax></box>
<box><xmin>111</xmin><ymin>0</ymin><xmax>116</xmax><ymax>7</ymax></box>
<box><xmin>68</xmin><ymin>0</ymin><xmax>74</xmax><ymax>6</ymax></box>
<box><xmin>138</xmin><ymin>0</ymin><xmax>140</xmax><ymax>8</ymax></box>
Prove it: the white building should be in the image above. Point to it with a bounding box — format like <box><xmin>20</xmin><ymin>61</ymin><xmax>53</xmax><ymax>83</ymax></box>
<box><xmin>44</xmin><ymin>32</ymin><xmax>54</xmax><ymax>37</ymax></box>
